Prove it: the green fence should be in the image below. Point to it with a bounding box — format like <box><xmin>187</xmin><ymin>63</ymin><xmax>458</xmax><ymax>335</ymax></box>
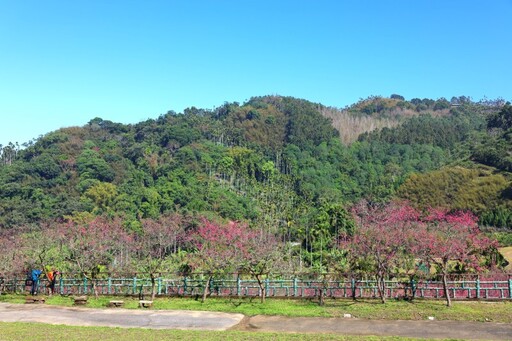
<box><xmin>3</xmin><ymin>274</ymin><xmax>512</xmax><ymax>300</ymax></box>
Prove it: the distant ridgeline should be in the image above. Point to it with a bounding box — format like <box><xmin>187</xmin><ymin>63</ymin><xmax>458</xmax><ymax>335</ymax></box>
<box><xmin>0</xmin><ymin>95</ymin><xmax>511</xmax><ymax>231</ymax></box>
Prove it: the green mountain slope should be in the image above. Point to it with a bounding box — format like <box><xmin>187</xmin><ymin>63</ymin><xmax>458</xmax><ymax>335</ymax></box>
<box><xmin>0</xmin><ymin>95</ymin><xmax>510</xmax><ymax>233</ymax></box>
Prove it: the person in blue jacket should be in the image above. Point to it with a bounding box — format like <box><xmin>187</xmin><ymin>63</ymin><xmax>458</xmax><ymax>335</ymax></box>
<box><xmin>30</xmin><ymin>269</ymin><xmax>43</xmax><ymax>295</ymax></box>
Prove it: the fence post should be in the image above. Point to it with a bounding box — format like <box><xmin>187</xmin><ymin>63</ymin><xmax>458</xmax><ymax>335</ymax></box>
<box><xmin>265</xmin><ymin>278</ymin><xmax>269</xmax><ymax>297</ymax></box>
<box><xmin>183</xmin><ymin>276</ymin><xmax>187</xmax><ymax>295</ymax></box>
<box><xmin>157</xmin><ymin>277</ymin><xmax>162</xmax><ymax>295</ymax></box>
<box><xmin>108</xmin><ymin>277</ymin><xmax>112</xmax><ymax>295</ymax></box>
<box><xmin>411</xmin><ymin>279</ymin><xmax>416</xmax><ymax>299</ymax></box>
<box><xmin>351</xmin><ymin>278</ymin><xmax>356</xmax><ymax>300</ymax></box>
<box><xmin>132</xmin><ymin>276</ymin><xmax>137</xmax><ymax>295</ymax></box>
<box><xmin>508</xmin><ymin>277</ymin><xmax>512</xmax><ymax>299</ymax></box>
<box><xmin>83</xmin><ymin>277</ymin><xmax>88</xmax><ymax>295</ymax></box>
<box><xmin>237</xmin><ymin>276</ymin><xmax>241</xmax><ymax>296</ymax></box>
<box><xmin>293</xmin><ymin>277</ymin><xmax>298</xmax><ymax>297</ymax></box>
<box><xmin>476</xmin><ymin>278</ymin><xmax>480</xmax><ymax>299</ymax></box>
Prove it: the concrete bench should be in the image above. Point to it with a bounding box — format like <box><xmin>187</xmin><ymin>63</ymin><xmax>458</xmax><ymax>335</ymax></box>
<box><xmin>107</xmin><ymin>300</ymin><xmax>124</xmax><ymax>308</ymax></box>
<box><xmin>138</xmin><ymin>300</ymin><xmax>153</xmax><ymax>308</ymax></box>
<box><xmin>73</xmin><ymin>296</ymin><xmax>88</xmax><ymax>305</ymax></box>
<box><xmin>25</xmin><ymin>296</ymin><xmax>45</xmax><ymax>304</ymax></box>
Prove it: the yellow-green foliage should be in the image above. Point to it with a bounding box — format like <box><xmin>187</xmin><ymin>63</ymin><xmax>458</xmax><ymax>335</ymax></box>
<box><xmin>397</xmin><ymin>167</ymin><xmax>511</xmax><ymax>213</ymax></box>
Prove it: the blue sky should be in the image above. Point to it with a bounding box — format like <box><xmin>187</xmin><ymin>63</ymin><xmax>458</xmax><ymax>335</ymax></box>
<box><xmin>0</xmin><ymin>0</ymin><xmax>511</xmax><ymax>146</ymax></box>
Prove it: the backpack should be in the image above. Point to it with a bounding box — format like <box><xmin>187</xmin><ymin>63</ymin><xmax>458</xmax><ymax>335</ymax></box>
<box><xmin>31</xmin><ymin>269</ymin><xmax>42</xmax><ymax>281</ymax></box>
<box><xmin>25</xmin><ymin>272</ymin><xmax>33</xmax><ymax>286</ymax></box>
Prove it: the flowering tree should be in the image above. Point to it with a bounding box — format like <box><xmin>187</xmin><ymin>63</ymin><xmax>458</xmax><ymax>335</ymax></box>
<box><xmin>340</xmin><ymin>201</ymin><xmax>420</xmax><ymax>303</ymax></box>
<box><xmin>20</xmin><ymin>223</ymin><xmax>65</xmax><ymax>284</ymax></box>
<box><xmin>0</xmin><ymin>229</ymin><xmax>28</xmax><ymax>276</ymax></box>
<box><xmin>0</xmin><ymin>229</ymin><xmax>29</xmax><ymax>293</ymax></box>
<box><xmin>191</xmin><ymin>219</ymin><xmax>250</xmax><ymax>302</ymax></box>
<box><xmin>240</xmin><ymin>231</ymin><xmax>285</xmax><ymax>303</ymax></box>
<box><xmin>137</xmin><ymin>213</ymin><xmax>186</xmax><ymax>300</ymax></box>
<box><xmin>57</xmin><ymin>216</ymin><xmax>134</xmax><ymax>297</ymax></box>
<box><xmin>411</xmin><ymin>209</ymin><xmax>498</xmax><ymax>306</ymax></box>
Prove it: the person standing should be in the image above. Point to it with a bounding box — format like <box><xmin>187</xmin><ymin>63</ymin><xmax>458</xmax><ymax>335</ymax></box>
<box><xmin>30</xmin><ymin>269</ymin><xmax>42</xmax><ymax>295</ymax></box>
<box><xmin>46</xmin><ymin>269</ymin><xmax>59</xmax><ymax>296</ymax></box>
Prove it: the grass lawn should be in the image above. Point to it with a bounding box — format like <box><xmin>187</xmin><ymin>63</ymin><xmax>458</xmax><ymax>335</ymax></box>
<box><xmin>0</xmin><ymin>322</ymin><xmax>460</xmax><ymax>341</ymax></box>
<box><xmin>0</xmin><ymin>294</ymin><xmax>504</xmax><ymax>340</ymax></box>
<box><xmin>1</xmin><ymin>293</ymin><xmax>511</xmax><ymax>323</ymax></box>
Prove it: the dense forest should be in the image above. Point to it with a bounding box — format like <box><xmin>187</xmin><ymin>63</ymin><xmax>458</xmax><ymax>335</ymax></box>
<box><xmin>0</xmin><ymin>95</ymin><xmax>511</xmax><ymax>273</ymax></box>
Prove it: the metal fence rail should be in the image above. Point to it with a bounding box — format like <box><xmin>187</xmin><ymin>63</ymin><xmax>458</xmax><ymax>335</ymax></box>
<box><xmin>3</xmin><ymin>275</ymin><xmax>512</xmax><ymax>300</ymax></box>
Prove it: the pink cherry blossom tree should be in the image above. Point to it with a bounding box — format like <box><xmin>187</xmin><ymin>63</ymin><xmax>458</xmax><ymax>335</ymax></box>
<box><xmin>340</xmin><ymin>201</ymin><xmax>420</xmax><ymax>303</ymax></box>
<box><xmin>137</xmin><ymin>213</ymin><xmax>186</xmax><ymax>300</ymax></box>
<box><xmin>21</xmin><ymin>222</ymin><xmax>64</xmax><ymax>284</ymax></box>
<box><xmin>0</xmin><ymin>229</ymin><xmax>28</xmax><ymax>293</ymax></box>
<box><xmin>240</xmin><ymin>231</ymin><xmax>285</xmax><ymax>303</ymax></box>
<box><xmin>57</xmin><ymin>216</ymin><xmax>134</xmax><ymax>297</ymax></box>
<box><xmin>191</xmin><ymin>219</ymin><xmax>250</xmax><ymax>302</ymax></box>
<box><xmin>411</xmin><ymin>209</ymin><xmax>498</xmax><ymax>307</ymax></box>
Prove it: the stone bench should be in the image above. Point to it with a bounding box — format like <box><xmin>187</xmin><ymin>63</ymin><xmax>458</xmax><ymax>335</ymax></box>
<box><xmin>138</xmin><ymin>300</ymin><xmax>153</xmax><ymax>308</ymax></box>
<box><xmin>25</xmin><ymin>296</ymin><xmax>45</xmax><ymax>304</ymax></box>
<box><xmin>73</xmin><ymin>296</ymin><xmax>88</xmax><ymax>305</ymax></box>
<box><xmin>107</xmin><ymin>300</ymin><xmax>124</xmax><ymax>308</ymax></box>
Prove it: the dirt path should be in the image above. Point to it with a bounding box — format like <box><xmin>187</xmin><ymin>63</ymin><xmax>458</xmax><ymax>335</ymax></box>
<box><xmin>1</xmin><ymin>302</ymin><xmax>512</xmax><ymax>340</ymax></box>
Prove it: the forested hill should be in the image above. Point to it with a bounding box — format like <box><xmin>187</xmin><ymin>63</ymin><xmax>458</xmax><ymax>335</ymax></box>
<box><xmin>0</xmin><ymin>95</ymin><xmax>511</xmax><ymax>233</ymax></box>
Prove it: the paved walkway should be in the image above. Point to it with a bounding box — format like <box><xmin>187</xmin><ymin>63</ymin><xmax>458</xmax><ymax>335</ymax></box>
<box><xmin>1</xmin><ymin>302</ymin><xmax>512</xmax><ymax>340</ymax></box>
<box><xmin>0</xmin><ymin>302</ymin><xmax>244</xmax><ymax>330</ymax></box>
<box><xmin>240</xmin><ymin>315</ymin><xmax>512</xmax><ymax>340</ymax></box>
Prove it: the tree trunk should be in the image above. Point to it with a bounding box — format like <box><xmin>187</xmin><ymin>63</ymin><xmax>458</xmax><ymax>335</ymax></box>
<box><xmin>89</xmin><ymin>273</ymin><xmax>98</xmax><ymax>299</ymax></box>
<box><xmin>377</xmin><ymin>274</ymin><xmax>386</xmax><ymax>304</ymax></box>
<box><xmin>256</xmin><ymin>275</ymin><xmax>266</xmax><ymax>303</ymax></box>
<box><xmin>202</xmin><ymin>275</ymin><xmax>212</xmax><ymax>303</ymax></box>
<box><xmin>318</xmin><ymin>276</ymin><xmax>327</xmax><ymax>306</ymax></box>
<box><xmin>150</xmin><ymin>274</ymin><xmax>156</xmax><ymax>301</ymax></box>
<box><xmin>89</xmin><ymin>267</ymin><xmax>100</xmax><ymax>299</ymax></box>
<box><xmin>93</xmin><ymin>282</ymin><xmax>99</xmax><ymax>298</ymax></box>
<box><xmin>442</xmin><ymin>272</ymin><xmax>451</xmax><ymax>307</ymax></box>
<box><xmin>408</xmin><ymin>276</ymin><xmax>416</xmax><ymax>301</ymax></box>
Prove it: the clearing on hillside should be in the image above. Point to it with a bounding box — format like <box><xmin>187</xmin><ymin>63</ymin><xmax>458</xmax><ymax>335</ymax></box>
<box><xmin>499</xmin><ymin>247</ymin><xmax>512</xmax><ymax>271</ymax></box>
